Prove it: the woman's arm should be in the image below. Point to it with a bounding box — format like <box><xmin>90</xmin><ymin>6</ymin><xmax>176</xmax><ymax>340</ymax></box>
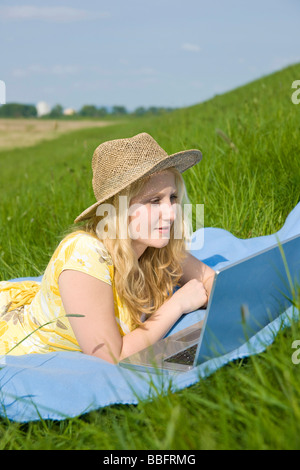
<box><xmin>58</xmin><ymin>267</ymin><xmax>208</xmax><ymax>364</ymax></box>
<box><xmin>58</xmin><ymin>269</ymin><xmax>184</xmax><ymax>364</ymax></box>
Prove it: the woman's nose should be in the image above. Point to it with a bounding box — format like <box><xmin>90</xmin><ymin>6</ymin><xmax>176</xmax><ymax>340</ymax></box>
<box><xmin>160</xmin><ymin>201</ymin><xmax>177</xmax><ymax>223</ymax></box>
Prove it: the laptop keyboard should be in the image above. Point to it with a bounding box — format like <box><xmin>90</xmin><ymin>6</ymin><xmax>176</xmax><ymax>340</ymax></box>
<box><xmin>164</xmin><ymin>344</ymin><xmax>198</xmax><ymax>365</ymax></box>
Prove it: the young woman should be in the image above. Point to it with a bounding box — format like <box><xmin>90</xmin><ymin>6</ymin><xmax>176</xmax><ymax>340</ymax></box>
<box><xmin>0</xmin><ymin>132</ymin><xmax>215</xmax><ymax>363</ymax></box>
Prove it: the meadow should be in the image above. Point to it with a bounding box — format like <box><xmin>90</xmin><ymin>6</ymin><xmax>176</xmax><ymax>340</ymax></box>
<box><xmin>0</xmin><ymin>117</ymin><xmax>116</xmax><ymax>151</ymax></box>
<box><xmin>0</xmin><ymin>63</ymin><xmax>300</xmax><ymax>449</ymax></box>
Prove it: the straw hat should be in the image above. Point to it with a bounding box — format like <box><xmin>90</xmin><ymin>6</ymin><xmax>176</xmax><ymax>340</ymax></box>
<box><xmin>74</xmin><ymin>132</ymin><xmax>202</xmax><ymax>223</ymax></box>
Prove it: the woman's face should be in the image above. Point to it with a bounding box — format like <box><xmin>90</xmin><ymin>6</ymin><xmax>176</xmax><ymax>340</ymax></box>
<box><xmin>128</xmin><ymin>170</ymin><xmax>178</xmax><ymax>258</ymax></box>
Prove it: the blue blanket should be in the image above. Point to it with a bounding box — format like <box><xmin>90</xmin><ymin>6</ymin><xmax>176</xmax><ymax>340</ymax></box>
<box><xmin>1</xmin><ymin>202</ymin><xmax>300</xmax><ymax>423</ymax></box>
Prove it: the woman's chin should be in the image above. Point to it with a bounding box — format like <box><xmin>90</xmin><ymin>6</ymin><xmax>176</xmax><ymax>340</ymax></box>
<box><xmin>148</xmin><ymin>237</ymin><xmax>170</xmax><ymax>248</ymax></box>
<box><xmin>132</xmin><ymin>234</ymin><xmax>171</xmax><ymax>254</ymax></box>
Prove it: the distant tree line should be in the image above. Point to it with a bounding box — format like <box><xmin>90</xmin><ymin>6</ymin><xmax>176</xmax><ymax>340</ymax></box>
<box><xmin>0</xmin><ymin>103</ymin><xmax>37</xmax><ymax>118</ymax></box>
<box><xmin>0</xmin><ymin>102</ymin><xmax>176</xmax><ymax>118</ymax></box>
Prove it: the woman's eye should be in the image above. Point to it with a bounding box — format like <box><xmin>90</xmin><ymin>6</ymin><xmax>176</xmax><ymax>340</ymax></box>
<box><xmin>150</xmin><ymin>195</ymin><xmax>178</xmax><ymax>205</ymax></box>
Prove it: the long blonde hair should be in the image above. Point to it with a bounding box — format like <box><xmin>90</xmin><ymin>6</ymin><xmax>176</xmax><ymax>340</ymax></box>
<box><xmin>62</xmin><ymin>167</ymin><xmax>193</xmax><ymax>327</ymax></box>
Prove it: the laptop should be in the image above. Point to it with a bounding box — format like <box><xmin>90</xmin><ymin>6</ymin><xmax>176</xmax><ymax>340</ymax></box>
<box><xmin>119</xmin><ymin>233</ymin><xmax>300</xmax><ymax>374</ymax></box>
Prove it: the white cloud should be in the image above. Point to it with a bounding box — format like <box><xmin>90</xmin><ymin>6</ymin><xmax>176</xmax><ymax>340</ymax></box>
<box><xmin>51</xmin><ymin>65</ymin><xmax>80</xmax><ymax>75</ymax></box>
<box><xmin>181</xmin><ymin>43</ymin><xmax>202</xmax><ymax>52</ymax></box>
<box><xmin>12</xmin><ymin>64</ymin><xmax>80</xmax><ymax>77</ymax></box>
<box><xmin>0</xmin><ymin>6</ymin><xmax>110</xmax><ymax>22</ymax></box>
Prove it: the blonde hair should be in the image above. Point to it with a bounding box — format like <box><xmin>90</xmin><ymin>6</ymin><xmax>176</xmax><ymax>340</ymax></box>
<box><xmin>62</xmin><ymin>167</ymin><xmax>193</xmax><ymax>327</ymax></box>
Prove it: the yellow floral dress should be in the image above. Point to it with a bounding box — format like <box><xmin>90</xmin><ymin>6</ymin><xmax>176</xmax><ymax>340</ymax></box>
<box><xmin>0</xmin><ymin>230</ymin><xmax>136</xmax><ymax>356</ymax></box>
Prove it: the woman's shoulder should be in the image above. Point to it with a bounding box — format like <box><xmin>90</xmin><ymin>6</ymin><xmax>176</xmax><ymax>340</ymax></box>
<box><xmin>57</xmin><ymin>230</ymin><xmax>113</xmax><ymax>265</ymax></box>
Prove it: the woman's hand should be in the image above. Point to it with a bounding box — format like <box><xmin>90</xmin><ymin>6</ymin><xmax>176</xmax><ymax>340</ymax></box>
<box><xmin>172</xmin><ymin>278</ymin><xmax>208</xmax><ymax>314</ymax></box>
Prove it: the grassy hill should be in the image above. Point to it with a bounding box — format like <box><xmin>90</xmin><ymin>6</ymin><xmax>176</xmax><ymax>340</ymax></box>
<box><xmin>0</xmin><ymin>63</ymin><xmax>300</xmax><ymax>449</ymax></box>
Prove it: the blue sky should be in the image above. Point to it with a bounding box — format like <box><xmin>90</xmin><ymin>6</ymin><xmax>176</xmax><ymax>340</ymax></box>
<box><xmin>1</xmin><ymin>0</ymin><xmax>300</xmax><ymax>112</ymax></box>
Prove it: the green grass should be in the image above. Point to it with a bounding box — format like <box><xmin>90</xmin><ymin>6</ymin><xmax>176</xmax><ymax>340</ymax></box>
<box><xmin>1</xmin><ymin>63</ymin><xmax>300</xmax><ymax>449</ymax></box>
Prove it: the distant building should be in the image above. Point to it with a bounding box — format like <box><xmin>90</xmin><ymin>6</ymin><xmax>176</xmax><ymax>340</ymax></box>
<box><xmin>63</xmin><ymin>108</ymin><xmax>76</xmax><ymax>116</ymax></box>
<box><xmin>36</xmin><ymin>101</ymin><xmax>51</xmax><ymax>117</ymax></box>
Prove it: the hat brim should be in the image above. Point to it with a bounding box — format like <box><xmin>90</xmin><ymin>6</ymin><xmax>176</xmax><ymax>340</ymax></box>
<box><xmin>74</xmin><ymin>149</ymin><xmax>202</xmax><ymax>223</ymax></box>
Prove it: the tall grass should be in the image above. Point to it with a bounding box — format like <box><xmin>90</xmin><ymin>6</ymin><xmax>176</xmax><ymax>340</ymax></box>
<box><xmin>0</xmin><ymin>63</ymin><xmax>300</xmax><ymax>449</ymax></box>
